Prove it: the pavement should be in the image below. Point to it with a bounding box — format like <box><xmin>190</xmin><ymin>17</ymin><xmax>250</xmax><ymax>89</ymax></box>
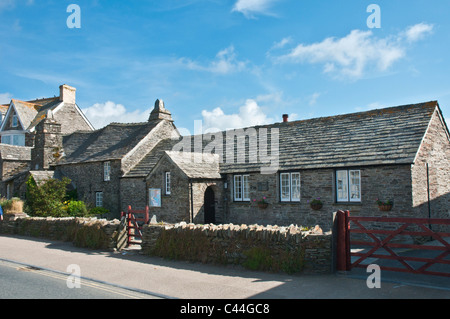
<box><xmin>0</xmin><ymin>234</ymin><xmax>449</xmax><ymax>299</ymax></box>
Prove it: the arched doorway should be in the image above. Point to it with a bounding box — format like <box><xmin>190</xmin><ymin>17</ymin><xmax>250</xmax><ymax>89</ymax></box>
<box><xmin>204</xmin><ymin>186</ymin><xmax>215</xmax><ymax>224</ymax></box>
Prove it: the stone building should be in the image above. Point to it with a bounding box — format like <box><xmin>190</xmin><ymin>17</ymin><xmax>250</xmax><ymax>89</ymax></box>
<box><xmin>131</xmin><ymin>101</ymin><xmax>449</xmax><ymax>231</ymax></box>
<box><xmin>0</xmin><ymin>84</ymin><xmax>94</xmax><ymax>146</ymax></box>
<box><xmin>0</xmin><ymin>84</ymin><xmax>94</xmax><ymax>198</ymax></box>
<box><xmin>52</xmin><ymin>99</ymin><xmax>180</xmax><ymax>215</ymax></box>
<box><xmin>1</xmin><ymin>88</ymin><xmax>448</xmax><ymax>231</ymax></box>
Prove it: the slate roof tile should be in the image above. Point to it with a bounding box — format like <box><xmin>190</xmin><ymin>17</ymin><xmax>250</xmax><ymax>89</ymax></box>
<box><xmin>60</xmin><ymin>122</ymin><xmax>159</xmax><ymax>164</ymax></box>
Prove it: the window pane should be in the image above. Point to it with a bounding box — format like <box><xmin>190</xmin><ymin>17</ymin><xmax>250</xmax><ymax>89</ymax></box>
<box><xmin>280</xmin><ymin>173</ymin><xmax>290</xmax><ymax>201</ymax></box>
<box><xmin>336</xmin><ymin>170</ymin><xmax>348</xmax><ymax>202</ymax></box>
<box><xmin>234</xmin><ymin>175</ymin><xmax>242</xmax><ymax>201</ymax></box>
<box><xmin>96</xmin><ymin>192</ymin><xmax>103</xmax><ymax>207</ymax></box>
<box><xmin>165</xmin><ymin>172</ymin><xmax>171</xmax><ymax>195</ymax></box>
<box><xmin>242</xmin><ymin>175</ymin><xmax>250</xmax><ymax>201</ymax></box>
<box><xmin>349</xmin><ymin>170</ymin><xmax>361</xmax><ymax>201</ymax></box>
<box><xmin>291</xmin><ymin>173</ymin><xmax>301</xmax><ymax>201</ymax></box>
<box><xmin>12</xmin><ymin>135</ymin><xmax>24</xmax><ymax>146</ymax></box>
<box><xmin>104</xmin><ymin>162</ymin><xmax>111</xmax><ymax>181</ymax></box>
<box><xmin>2</xmin><ymin>135</ymin><xmax>11</xmax><ymax>145</ymax></box>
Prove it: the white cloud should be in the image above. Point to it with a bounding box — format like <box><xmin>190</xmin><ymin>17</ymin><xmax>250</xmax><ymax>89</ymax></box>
<box><xmin>232</xmin><ymin>0</ymin><xmax>279</xmax><ymax>18</ymax></box>
<box><xmin>82</xmin><ymin>101</ymin><xmax>151</xmax><ymax>129</ymax></box>
<box><xmin>404</xmin><ymin>23</ymin><xmax>434</xmax><ymax>42</ymax></box>
<box><xmin>184</xmin><ymin>46</ymin><xmax>246</xmax><ymax>74</ymax></box>
<box><xmin>270</xmin><ymin>37</ymin><xmax>292</xmax><ymax>50</ymax></box>
<box><xmin>308</xmin><ymin>92</ymin><xmax>321</xmax><ymax>106</ymax></box>
<box><xmin>0</xmin><ymin>93</ymin><xmax>12</xmax><ymax>104</ymax></box>
<box><xmin>201</xmin><ymin>99</ymin><xmax>274</xmax><ymax>131</ymax></box>
<box><xmin>275</xmin><ymin>23</ymin><xmax>434</xmax><ymax>80</ymax></box>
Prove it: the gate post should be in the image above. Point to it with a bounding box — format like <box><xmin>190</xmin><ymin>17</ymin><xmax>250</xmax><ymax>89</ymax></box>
<box><xmin>145</xmin><ymin>206</ymin><xmax>149</xmax><ymax>224</ymax></box>
<box><xmin>336</xmin><ymin>210</ymin><xmax>351</xmax><ymax>272</ymax></box>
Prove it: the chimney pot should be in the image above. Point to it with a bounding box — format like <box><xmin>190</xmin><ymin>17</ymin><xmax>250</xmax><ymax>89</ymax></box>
<box><xmin>283</xmin><ymin>114</ymin><xmax>289</xmax><ymax>122</ymax></box>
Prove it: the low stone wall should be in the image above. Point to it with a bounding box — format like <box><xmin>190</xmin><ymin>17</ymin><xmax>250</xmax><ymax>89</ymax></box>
<box><xmin>0</xmin><ymin>217</ymin><xmax>333</xmax><ymax>274</ymax></box>
<box><xmin>0</xmin><ymin>216</ymin><xmax>122</xmax><ymax>250</ymax></box>
<box><xmin>141</xmin><ymin>223</ymin><xmax>332</xmax><ymax>274</ymax></box>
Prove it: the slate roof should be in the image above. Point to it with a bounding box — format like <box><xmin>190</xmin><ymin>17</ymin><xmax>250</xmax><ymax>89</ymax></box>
<box><xmin>0</xmin><ymin>144</ymin><xmax>32</xmax><ymax>161</ymax></box>
<box><xmin>29</xmin><ymin>171</ymin><xmax>57</xmax><ymax>185</ymax></box>
<box><xmin>124</xmin><ymin>138</ymin><xmax>181</xmax><ymax>177</ymax></box>
<box><xmin>11</xmin><ymin>99</ymin><xmax>40</xmax><ymax>130</ymax></box>
<box><xmin>2</xmin><ymin>98</ymin><xmax>62</xmax><ymax>131</ymax></box>
<box><xmin>163</xmin><ymin>151</ymin><xmax>221</xmax><ymax>179</ymax></box>
<box><xmin>218</xmin><ymin>101</ymin><xmax>440</xmax><ymax>173</ymax></box>
<box><xmin>59</xmin><ymin>122</ymin><xmax>159</xmax><ymax>164</ymax></box>
<box><xmin>126</xmin><ymin>101</ymin><xmax>441</xmax><ymax>177</ymax></box>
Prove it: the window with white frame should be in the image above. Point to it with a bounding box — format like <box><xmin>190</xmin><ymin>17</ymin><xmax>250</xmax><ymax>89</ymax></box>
<box><xmin>280</xmin><ymin>172</ymin><xmax>301</xmax><ymax>202</ymax></box>
<box><xmin>103</xmin><ymin>162</ymin><xmax>111</xmax><ymax>181</ymax></box>
<box><xmin>1</xmin><ymin>134</ymin><xmax>25</xmax><ymax>146</ymax></box>
<box><xmin>234</xmin><ymin>174</ymin><xmax>250</xmax><ymax>201</ymax></box>
<box><xmin>12</xmin><ymin>114</ymin><xmax>18</xmax><ymax>127</ymax></box>
<box><xmin>336</xmin><ymin>169</ymin><xmax>361</xmax><ymax>202</ymax></box>
<box><xmin>95</xmin><ymin>192</ymin><xmax>103</xmax><ymax>207</ymax></box>
<box><xmin>165</xmin><ymin>172</ymin><xmax>171</xmax><ymax>195</ymax></box>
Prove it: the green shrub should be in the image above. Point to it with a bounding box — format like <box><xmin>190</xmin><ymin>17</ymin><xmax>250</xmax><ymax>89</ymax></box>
<box><xmin>0</xmin><ymin>198</ymin><xmax>13</xmax><ymax>211</ymax></box>
<box><xmin>73</xmin><ymin>222</ymin><xmax>109</xmax><ymax>250</ymax></box>
<box><xmin>243</xmin><ymin>247</ymin><xmax>273</xmax><ymax>271</ymax></box>
<box><xmin>89</xmin><ymin>207</ymin><xmax>110</xmax><ymax>217</ymax></box>
<box><xmin>25</xmin><ymin>176</ymin><xmax>71</xmax><ymax>217</ymax></box>
<box><xmin>65</xmin><ymin>201</ymin><xmax>88</xmax><ymax>217</ymax></box>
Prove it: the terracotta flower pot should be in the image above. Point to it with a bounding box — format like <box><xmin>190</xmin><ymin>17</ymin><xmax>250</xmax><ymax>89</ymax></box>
<box><xmin>379</xmin><ymin>204</ymin><xmax>393</xmax><ymax>212</ymax></box>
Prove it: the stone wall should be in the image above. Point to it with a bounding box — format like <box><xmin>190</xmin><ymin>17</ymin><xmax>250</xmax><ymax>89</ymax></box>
<box><xmin>120</xmin><ymin>177</ymin><xmax>147</xmax><ymax>212</ymax></box>
<box><xmin>190</xmin><ymin>181</ymin><xmax>225</xmax><ymax>224</ymax></box>
<box><xmin>56</xmin><ymin>160</ymin><xmax>122</xmax><ymax>217</ymax></box>
<box><xmin>0</xmin><ymin>216</ymin><xmax>333</xmax><ymax>274</ymax></box>
<box><xmin>411</xmin><ymin>109</ymin><xmax>450</xmax><ymax>222</ymax></box>
<box><xmin>141</xmin><ymin>223</ymin><xmax>332</xmax><ymax>274</ymax></box>
<box><xmin>54</xmin><ymin>103</ymin><xmax>93</xmax><ymax>135</ymax></box>
<box><xmin>225</xmin><ymin>164</ymin><xmax>414</xmax><ymax>230</ymax></box>
<box><xmin>146</xmin><ymin>158</ymin><xmax>190</xmax><ymax>223</ymax></box>
<box><xmin>0</xmin><ymin>216</ymin><xmax>122</xmax><ymax>250</ymax></box>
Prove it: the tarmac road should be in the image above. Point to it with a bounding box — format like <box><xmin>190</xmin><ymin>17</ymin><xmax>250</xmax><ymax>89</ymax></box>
<box><xmin>0</xmin><ymin>234</ymin><xmax>448</xmax><ymax>300</ymax></box>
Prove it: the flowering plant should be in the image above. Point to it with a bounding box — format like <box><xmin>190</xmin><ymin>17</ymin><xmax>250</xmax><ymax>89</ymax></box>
<box><xmin>253</xmin><ymin>197</ymin><xmax>268</xmax><ymax>205</ymax></box>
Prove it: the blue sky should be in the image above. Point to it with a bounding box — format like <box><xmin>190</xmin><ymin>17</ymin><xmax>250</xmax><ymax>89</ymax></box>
<box><xmin>0</xmin><ymin>0</ymin><xmax>449</xmax><ymax>133</ymax></box>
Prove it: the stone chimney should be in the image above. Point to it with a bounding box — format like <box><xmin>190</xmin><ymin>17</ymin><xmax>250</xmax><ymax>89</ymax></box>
<box><xmin>31</xmin><ymin>114</ymin><xmax>63</xmax><ymax>170</ymax></box>
<box><xmin>149</xmin><ymin>99</ymin><xmax>173</xmax><ymax>122</ymax></box>
<box><xmin>283</xmin><ymin>114</ymin><xmax>289</xmax><ymax>122</ymax></box>
<box><xmin>59</xmin><ymin>84</ymin><xmax>76</xmax><ymax>104</ymax></box>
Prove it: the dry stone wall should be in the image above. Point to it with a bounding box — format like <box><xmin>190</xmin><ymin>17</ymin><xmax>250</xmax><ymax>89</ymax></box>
<box><xmin>0</xmin><ymin>216</ymin><xmax>333</xmax><ymax>274</ymax></box>
<box><xmin>0</xmin><ymin>216</ymin><xmax>122</xmax><ymax>250</ymax></box>
<box><xmin>141</xmin><ymin>222</ymin><xmax>332</xmax><ymax>274</ymax></box>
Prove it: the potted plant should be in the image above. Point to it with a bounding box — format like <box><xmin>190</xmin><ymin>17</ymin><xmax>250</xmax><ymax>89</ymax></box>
<box><xmin>253</xmin><ymin>197</ymin><xmax>269</xmax><ymax>209</ymax></box>
<box><xmin>376</xmin><ymin>198</ymin><xmax>393</xmax><ymax>211</ymax></box>
<box><xmin>309</xmin><ymin>197</ymin><xmax>323</xmax><ymax>210</ymax></box>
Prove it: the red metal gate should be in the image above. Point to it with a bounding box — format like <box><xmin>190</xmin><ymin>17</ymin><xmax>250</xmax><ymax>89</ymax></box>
<box><xmin>120</xmin><ymin>206</ymin><xmax>149</xmax><ymax>246</ymax></box>
<box><xmin>336</xmin><ymin>210</ymin><xmax>450</xmax><ymax>277</ymax></box>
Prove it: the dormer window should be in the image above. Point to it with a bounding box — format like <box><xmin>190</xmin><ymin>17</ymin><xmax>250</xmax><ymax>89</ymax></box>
<box><xmin>12</xmin><ymin>114</ymin><xmax>18</xmax><ymax>127</ymax></box>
